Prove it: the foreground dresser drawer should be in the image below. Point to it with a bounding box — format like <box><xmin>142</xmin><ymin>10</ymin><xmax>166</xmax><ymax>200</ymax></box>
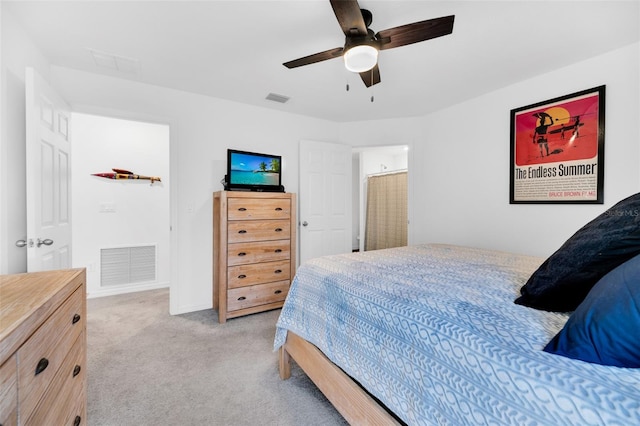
<box><xmin>18</xmin><ymin>286</ymin><xmax>84</xmax><ymax>422</ymax></box>
<box><xmin>26</xmin><ymin>331</ymin><xmax>86</xmax><ymax>426</ymax></box>
<box><xmin>0</xmin><ymin>268</ymin><xmax>86</xmax><ymax>426</ymax></box>
<box><xmin>0</xmin><ymin>354</ymin><xmax>17</xmax><ymax>426</ymax></box>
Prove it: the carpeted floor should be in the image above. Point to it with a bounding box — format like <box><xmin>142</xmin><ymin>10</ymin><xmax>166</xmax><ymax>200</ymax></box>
<box><xmin>86</xmin><ymin>288</ymin><xmax>347</xmax><ymax>425</ymax></box>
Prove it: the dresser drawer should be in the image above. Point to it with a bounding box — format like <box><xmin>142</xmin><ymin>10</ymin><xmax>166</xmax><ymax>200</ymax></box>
<box><xmin>26</xmin><ymin>331</ymin><xmax>85</xmax><ymax>426</ymax></box>
<box><xmin>227</xmin><ymin>240</ymin><xmax>291</xmax><ymax>266</ymax></box>
<box><xmin>227</xmin><ymin>198</ymin><xmax>290</xmax><ymax>220</ymax></box>
<box><xmin>228</xmin><ymin>260</ymin><xmax>291</xmax><ymax>289</ymax></box>
<box><xmin>17</xmin><ymin>287</ymin><xmax>84</xmax><ymax>421</ymax></box>
<box><xmin>227</xmin><ymin>219</ymin><xmax>290</xmax><ymax>243</ymax></box>
<box><xmin>227</xmin><ymin>280</ymin><xmax>290</xmax><ymax>311</ymax></box>
<box><xmin>0</xmin><ymin>354</ymin><xmax>17</xmax><ymax>426</ymax></box>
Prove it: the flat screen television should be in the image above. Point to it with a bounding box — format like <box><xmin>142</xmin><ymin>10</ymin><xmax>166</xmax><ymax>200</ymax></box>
<box><xmin>225</xmin><ymin>149</ymin><xmax>284</xmax><ymax>192</ymax></box>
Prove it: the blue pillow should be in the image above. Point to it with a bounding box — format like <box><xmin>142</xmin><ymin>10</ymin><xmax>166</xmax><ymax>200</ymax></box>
<box><xmin>515</xmin><ymin>192</ymin><xmax>640</xmax><ymax>312</ymax></box>
<box><xmin>543</xmin><ymin>252</ymin><xmax>640</xmax><ymax>368</ymax></box>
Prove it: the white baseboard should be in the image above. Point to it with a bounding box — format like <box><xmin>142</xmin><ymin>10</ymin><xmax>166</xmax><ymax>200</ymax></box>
<box><xmin>87</xmin><ymin>281</ymin><xmax>169</xmax><ymax>299</ymax></box>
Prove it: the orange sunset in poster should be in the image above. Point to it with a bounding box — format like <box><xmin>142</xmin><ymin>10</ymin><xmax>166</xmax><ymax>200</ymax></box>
<box><xmin>514</xmin><ymin>93</ymin><xmax>600</xmax><ymax>166</ymax></box>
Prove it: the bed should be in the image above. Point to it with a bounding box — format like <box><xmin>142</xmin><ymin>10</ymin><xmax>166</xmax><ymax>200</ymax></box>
<box><xmin>274</xmin><ymin>243</ymin><xmax>640</xmax><ymax>425</ymax></box>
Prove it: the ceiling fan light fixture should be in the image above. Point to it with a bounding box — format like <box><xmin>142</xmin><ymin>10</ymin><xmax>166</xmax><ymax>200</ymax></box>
<box><xmin>343</xmin><ymin>44</ymin><xmax>378</xmax><ymax>73</ymax></box>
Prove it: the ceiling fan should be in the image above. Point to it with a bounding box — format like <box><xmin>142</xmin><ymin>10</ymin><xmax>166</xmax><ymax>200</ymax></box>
<box><xmin>283</xmin><ymin>0</ymin><xmax>455</xmax><ymax>87</ymax></box>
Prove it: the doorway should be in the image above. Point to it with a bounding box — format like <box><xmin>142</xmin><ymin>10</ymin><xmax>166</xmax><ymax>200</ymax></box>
<box><xmin>352</xmin><ymin>145</ymin><xmax>409</xmax><ymax>252</ymax></box>
<box><xmin>71</xmin><ymin>113</ymin><xmax>171</xmax><ymax>298</ymax></box>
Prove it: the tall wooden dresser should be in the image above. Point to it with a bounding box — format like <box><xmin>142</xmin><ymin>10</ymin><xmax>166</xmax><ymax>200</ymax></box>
<box><xmin>0</xmin><ymin>268</ymin><xmax>87</xmax><ymax>426</ymax></box>
<box><xmin>213</xmin><ymin>191</ymin><xmax>296</xmax><ymax>323</ymax></box>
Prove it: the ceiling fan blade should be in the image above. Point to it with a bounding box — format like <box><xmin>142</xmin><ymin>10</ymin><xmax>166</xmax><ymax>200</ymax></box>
<box><xmin>376</xmin><ymin>15</ymin><xmax>455</xmax><ymax>51</ymax></box>
<box><xmin>359</xmin><ymin>64</ymin><xmax>381</xmax><ymax>87</ymax></box>
<box><xmin>283</xmin><ymin>47</ymin><xmax>344</xmax><ymax>69</ymax></box>
<box><xmin>330</xmin><ymin>0</ymin><xmax>368</xmax><ymax>37</ymax></box>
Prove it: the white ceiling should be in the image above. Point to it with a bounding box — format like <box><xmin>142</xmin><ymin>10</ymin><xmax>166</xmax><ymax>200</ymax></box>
<box><xmin>5</xmin><ymin>1</ymin><xmax>639</xmax><ymax>123</ymax></box>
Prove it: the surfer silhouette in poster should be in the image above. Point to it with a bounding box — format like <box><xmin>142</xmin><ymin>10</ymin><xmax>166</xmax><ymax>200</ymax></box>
<box><xmin>514</xmin><ymin>93</ymin><xmax>598</xmax><ymax>167</ymax></box>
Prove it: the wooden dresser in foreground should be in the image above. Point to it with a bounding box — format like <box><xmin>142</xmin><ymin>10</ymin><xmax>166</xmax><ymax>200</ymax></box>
<box><xmin>0</xmin><ymin>268</ymin><xmax>87</xmax><ymax>426</ymax></box>
<box><xmin>213</xmin><ymin>191</ymin><xmax>296</xmax><ymax>323</ymax></box>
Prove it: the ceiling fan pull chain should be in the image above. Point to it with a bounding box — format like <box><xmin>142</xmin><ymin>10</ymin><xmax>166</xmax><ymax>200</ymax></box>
<box><xmin>370</xmin><ymin>72</ymin><xmax>375</xmax><ymax>102</ymax></box>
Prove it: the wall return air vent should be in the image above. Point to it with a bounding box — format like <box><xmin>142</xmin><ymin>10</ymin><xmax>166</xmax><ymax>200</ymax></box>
<box><xmin>100</xmin><ymin>245</ymin><xmax>156</xmax><ymax>286</ymax></box>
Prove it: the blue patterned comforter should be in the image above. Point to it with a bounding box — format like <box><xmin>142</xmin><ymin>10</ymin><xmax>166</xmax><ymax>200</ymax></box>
<box><xmin>274</xmin><ymin>244</ymin><xmax>640</xmax><ymax>425</ymax></box>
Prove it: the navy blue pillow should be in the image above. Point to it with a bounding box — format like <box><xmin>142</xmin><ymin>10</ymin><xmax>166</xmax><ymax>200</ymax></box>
<box><xmin>515</xmin><ymin>192</ymin><xmax>640</xmax><ymax>312</ymax></box>
<box><xmin>543</xmin><ymin>253</ymin><xmax>640</xmax><ymax>368</ymax></box>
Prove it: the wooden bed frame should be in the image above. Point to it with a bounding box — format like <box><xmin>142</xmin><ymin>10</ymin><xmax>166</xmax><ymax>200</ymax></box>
<box><xmin>279</xmin><ymin>331</ymin><xmax>401</xmax><ymax>425</ymax></box>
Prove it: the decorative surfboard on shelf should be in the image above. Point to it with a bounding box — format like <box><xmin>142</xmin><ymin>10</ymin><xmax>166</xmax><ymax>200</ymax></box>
<box><xmin>92</xmin><ymin>168</ymin><xmax>161</xmax><ymax>184</ymax></box>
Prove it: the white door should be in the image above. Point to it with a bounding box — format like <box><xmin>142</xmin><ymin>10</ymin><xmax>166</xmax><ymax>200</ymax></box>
<box><xmin>25</xmin><ymin>67</ymin><xmax>72</xmax><ymax>271</ymax></box>
<box><xmin>299</xmin><ymin>140</ymin><xmax>352</xmax><ymax>264</ymax></box>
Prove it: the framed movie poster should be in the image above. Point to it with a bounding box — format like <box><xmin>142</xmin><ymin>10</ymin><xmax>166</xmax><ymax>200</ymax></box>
<box><xmin>509</xmin><ymin>85</ymin><xmax>605</xmax><ymax>204</ymax></box>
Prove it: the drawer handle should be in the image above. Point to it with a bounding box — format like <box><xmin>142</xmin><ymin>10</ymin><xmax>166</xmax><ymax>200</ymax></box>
<box><xmin>74</xmin><ymin>415</ymin><xmax>82</xmax><ymax>426</ymax></box>
<box><xmin>73</xmin><ymin>365</ymin><xmax>82</xmax><ymax>377</ymax></box>
<box><xmin>72</xmin><ymin>313</ymin><xmax>81</xmax><ymax>324</ymax></box>
<box><xmin>275</xmin><ymin>228</ymin><xmax>283</xmax><ymax>232</ymax></box>
<box><xmin>238</xmin><ymin>252</ymin><xmax>247</xmax><ymax>256</ymax></box>
<box><xmin>274</xmin><ymin>290</ymin><xmax>283</xmax><ymax>294</ymax></box>
<box><xmin>238</xmin><ymin>274</ymin><xmax>247</xmax><ymax>279</ymax></box>
<box><xmin>274</xmin><ymin>269</ymin><xmax>282</xmax><ymax>274</ymax></box>
<box><xmin>35</xmin><ymin>358</ymin><xmax>49</xmax><ymax>375</ymax></box>
<box><xmin>238</xmin><ymin>230</ymin><xmax>247</xmax><ymax>234</ymax></box>
<box><xmin>238</xmin><ymin>207</ymin><xmax>247</xmax><ymax>211</ymax></box>
<box><xmin>275</xmin><ymin>207</ymin><xmax>283</xmax><ymax>211</ymax></box>
<box><xmin>274</xmin><ymin>249</ymin><xmax>282</xmax><ymax>253</ymax></box>
<box><xmin>237</xmin><ymin>296</ymin><xmax>247</xmax><ymax>301</ymax></box>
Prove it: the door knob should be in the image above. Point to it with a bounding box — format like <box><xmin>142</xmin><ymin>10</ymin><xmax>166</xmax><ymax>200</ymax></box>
<box><xmin>15</xmin><ymin>239</ymin><xmax>31</xmax><ymax>248</ymax></box>
<box><xmin>302</xmin><ymin>221</ymin><xmax>308</xmax><ymax>227</ymax></box>
<box><xmin>37</xmin><ymin>238</ymin><xmax>54</xmax><ymax>247</ymax></box>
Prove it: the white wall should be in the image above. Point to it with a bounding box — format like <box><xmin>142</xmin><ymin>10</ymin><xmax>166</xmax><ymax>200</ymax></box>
<box><xmin>0</xmin><ymin>5</ymin><xmax>51</xmax><ymax>273</ymax></box>
<box><xmin>71</xmin><ymin>113</ymin><xmax>170</xmax><ymax>297</ymax></box>
<box><xmin>361</xmin><ymin>149</ymin><xmax>407</xmax><ymax>176</ymax></box>
<box><xmin>2</xmin><ymin>4</ymin><xmax>638</xmax><ymax>315</ymax></box>
<box><xmin>340</xmin><ymin>43</ymin><xmax>639</xmax><ymax>258</ymax></box>
<box><xmin>50</xmin><ymin>66</ymin><xmax>340</xmax><ymax>314</ymax></box>
<box><xmin>414</xmin><ymin>43</ymin><xmax>640</xmax><ymax>257</ymax></box>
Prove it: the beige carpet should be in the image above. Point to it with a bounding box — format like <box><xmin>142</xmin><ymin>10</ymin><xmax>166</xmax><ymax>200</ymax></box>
<box><xmin>86</xmin><ymin>288</ymin><xmax>347</xmax><ymax>425</ymax></box>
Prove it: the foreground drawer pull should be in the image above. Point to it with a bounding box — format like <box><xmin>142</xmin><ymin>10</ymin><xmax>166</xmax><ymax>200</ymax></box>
<box><xmin>274</xmin><ymin>269</ymin><xmax>282</xmax><ymax>274</ymax></box>
<box><xmin>238</xmin><ymin>230</ymin><xmax>247</xmax><ymax>234</ymax></box>
<box><xmin>73</xmin><ymin>365</ymin><xmax>82</xmax><ymax>377</ymax></box>
<box><xmin>74</xmin><ymin>416</ymin><xmax>82</xmax><ymax>426</ymax></box>
<box><xmin>238</xmin><ymin>274</ymin><xmax>247</xmax><ymax>279</ymax></box>
<box><xmin>274</xmin><ymin>249</ymin><xmax>282</xmax><ymax>253</ymax></box>
<box><xmin>275</xmin><ymin>228</ymin><xmax>283</xmax><ymax>232</ymax></box>
<box><xmin>238</xmin><ymin>252</ymin><xmax>247</xmax><ymax>256</ymax></box>
<box><xmin>275</xmin><ymin>207</ymin><xmax>283</xmax><ymax>211</ymax></box>
<box><xmin>237</xmin><ymin>296</ymin><xmax>247</xmax><ymax>301</ymax></box>
<box><xmin>274</xmin><ymin>290</ymin><xmax>283</xmax><ymax>294</ymax></box>
<box><xmin>238</xmin><ymin>207</ymin><xmax>247</xmax><ymax>211</ymax></box>
<box><xmin>35</xmin><ymin>358</ymin><xmax>49</xmax><ymax>375</ymax></box>
<box><xmin>72</xmin><ymin>313</ymin><xmax>81</xmax><ymax>324</ymax></box>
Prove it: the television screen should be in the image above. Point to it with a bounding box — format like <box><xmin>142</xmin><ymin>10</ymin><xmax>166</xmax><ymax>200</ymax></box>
<box><xmin>226</xmin><ymin>149</ymin><xmax>283</xmax><ymax>192</ymax></box>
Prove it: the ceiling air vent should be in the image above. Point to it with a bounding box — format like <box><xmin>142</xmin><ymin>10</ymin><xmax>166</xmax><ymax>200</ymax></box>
<box><xmin>89</xmin><ymin>48</ymin><xmax>139</xmax><ymax>75</ymax></box>
<box><xmin>265</xmin><ymin>93</ymin><xmax>290</xmax><ymax>104</ymax></box>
